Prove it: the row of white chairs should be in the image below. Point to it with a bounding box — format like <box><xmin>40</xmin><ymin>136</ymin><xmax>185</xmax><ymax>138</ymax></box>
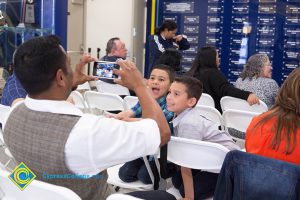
<box><xmin>70</xmin><ymin>90</ymin><xmax>138</xmax><ymax>115</ymax></box>
<box><xmin>78</xmin><ymin>81</ymin><xmax>268</xmax><ymax>114</ymax></box>
<box><xmin>198</xmin><ymin>94</ymin><xmax>268</xmax><ymax>114</ymax></box>
<box><xmin>195</xmin><ymin>105</ymin><xmax>260</xmax><ymax>148</ymax></box>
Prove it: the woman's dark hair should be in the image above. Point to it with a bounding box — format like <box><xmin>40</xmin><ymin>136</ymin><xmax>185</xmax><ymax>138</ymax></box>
<box><xmin>154</xmin><ymin>20</ymin><xmax>177</xmax><ymax>35</ymax></box>
<box><xmin>14</xmin><ymin>35</ymin><xmax>66</xmax><ymax>95</ymax></box>
<box><xmin>157</xmin><ymin>48</ymin><xmax>182</xmax><ymax>71</ymax></box>
<box><xmin>253</xmin><ymin>67</ymin><xmax>300</xmax><ymax>154</ymax></box>
<box><xmin>186</xmin><ymin>46</ymin><xmax>218</xmax><ymax>77</ymax></box>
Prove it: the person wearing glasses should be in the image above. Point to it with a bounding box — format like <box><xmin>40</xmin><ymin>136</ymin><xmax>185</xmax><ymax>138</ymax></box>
<box><xmin>235</xmin><ymin>54</ymin><xmax>279</xmax><ymax>108</ymax></box>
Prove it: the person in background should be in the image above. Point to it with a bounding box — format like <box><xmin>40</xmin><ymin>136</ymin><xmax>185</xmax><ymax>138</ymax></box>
<box><xmin>167</xmin><ymin>76</ymin><xmax>239</xmax><ymax>200</ymax></box>
<box><xmin>246</xmin><ymin>67</ymin><xmax>300</xmax><ymax>165</ymax></box>
<box><xmin>111</xmin><ymin>64</ymin><xmax>175</xmax><ymax>184</ymax></box>
<box><xmin>157</xmin><ymin>48</ymin><xmax>183</xmax><ymax>76</ymax></box>
<box><xmin>187</xmin><ymin>46</ymin><xmax>259</xmax><ymax>113</ymax></box>
<box><xmin>148</xmin><ymin>20</ymin><xmax>190</xmax><ymax>77</ymax></box>
<box><xmin>1</xmin><ymin>72</ymin><xmax>27</xmax><ymax>106</ymax></box>
<box><xmin>235</xmin><ymin>54</ymin><xmax>279</xmax><ymax>108</ymax></box>
<box><xmin>3</xmin><ymin>35</ymin><xmax>171</xmax><ymax>200</ymax></box>
<box><xmin>101</xmin><ymin>37</ymin><xmax>127</xmax><ymax>62</ymax></box>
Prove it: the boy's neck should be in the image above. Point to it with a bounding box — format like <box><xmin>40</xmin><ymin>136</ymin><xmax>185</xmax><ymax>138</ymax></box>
<box><xmin>175</xmin><ymin>107</ymin><xmax>191</xmax><ymax>116</ymax></box>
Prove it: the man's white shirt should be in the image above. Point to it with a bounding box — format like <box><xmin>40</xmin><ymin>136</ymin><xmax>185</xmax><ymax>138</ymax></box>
<box><xmin>6</xmin><ymin>96</ymin><xmax>160</xmax><ymax>175</ymax></box>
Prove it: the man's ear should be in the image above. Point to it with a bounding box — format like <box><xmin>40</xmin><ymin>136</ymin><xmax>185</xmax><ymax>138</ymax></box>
<box><xmin>55</xmin><ymin>69</ymin><xmax>66</xmax><ymax>87</ymax></box>
<box><xmin>188</xmin><ymin>97</ymin><xmax>197</xmax><ymax>108</ymax></box>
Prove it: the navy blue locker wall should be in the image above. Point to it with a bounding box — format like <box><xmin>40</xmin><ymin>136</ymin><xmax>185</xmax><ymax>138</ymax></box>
<box><xmin>145</xmin><ymin>0</ymin><xmax>300</xmax><ymax>85</ymax></box>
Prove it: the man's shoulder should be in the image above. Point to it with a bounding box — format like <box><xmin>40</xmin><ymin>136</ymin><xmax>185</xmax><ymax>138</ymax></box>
<box><xmin>101</xmin><ymin>55</ymin><xmax>118</xmax><ymax>62</ymax></box>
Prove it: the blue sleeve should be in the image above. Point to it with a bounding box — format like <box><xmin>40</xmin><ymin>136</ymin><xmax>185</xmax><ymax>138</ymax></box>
<box><xmin>177</xmin><ymin>37</ymin><xmax>190</xmax><ymax>50</ymax></box>
<box><xmin>131</xmin><ymin>102</ymin><xmax>142</xmax><ymax>118</ymax></box>
<box><xmin>148</xmin><ymin>35</ymin><xmax>163</xmax><ymax>76</ymax></box>
<box><xmin>1</xmin><ymin>75</ymin><xmax>27</xmax><ymax>106</ymax></box>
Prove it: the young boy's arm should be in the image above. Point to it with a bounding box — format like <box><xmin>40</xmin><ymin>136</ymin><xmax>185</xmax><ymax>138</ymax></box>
<box><xmin>181</xmin><ymin>166</ymin><xmax>194</xmax><ymax>200</ymax></box>
<box><xmin>108</xmin><ymin>110</ymin><xmax>134</xmax><ymax>120</ymax></box>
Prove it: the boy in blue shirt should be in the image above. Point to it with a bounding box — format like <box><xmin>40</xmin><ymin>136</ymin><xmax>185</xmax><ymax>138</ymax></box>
<box><xmin>166</xmin><ymin>76</ymin><xmax>239</xmax><ymax>200</ymax></box>
<box><xmin>112</xmin><ymin>64</ymin><xmax>175</xmax><ymax>184</ymax></box>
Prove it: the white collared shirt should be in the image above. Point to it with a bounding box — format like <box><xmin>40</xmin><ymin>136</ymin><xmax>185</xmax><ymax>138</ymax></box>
<box><xmin>7</xmin><ymin>96</ymin><xmax>160</xmax><ymax>175</ymax></box>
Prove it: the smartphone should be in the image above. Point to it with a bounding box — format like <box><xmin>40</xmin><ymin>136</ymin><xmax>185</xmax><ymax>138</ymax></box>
<box><xmin>93</xmin><ymin>61</ymin><xmax>120</xmax><ymax>80</ymax></box>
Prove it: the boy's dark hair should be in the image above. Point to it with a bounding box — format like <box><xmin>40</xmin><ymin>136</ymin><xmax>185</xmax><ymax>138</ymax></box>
<box><xmin>157</xmin><ymin>48</ymin><xmax>182</xmax><ymax>72</ymax></box>
<box><xmin>174</xmin><ymin>76</ymin><xmax>203</xmax><ymax>105</ymax></box>
<box><xmin>150</xmin><ymin>64</ymin><xmax>175</xmax><ymax>83</ymax></box>
<box><xmin>105</xmin><ymin>37</ymin><xmax>120</xmax><ymax>55</ymax></box>
<box><xmin>14</xmin><ymin>35</ymin><xmax>66</xmax><ymax>95</ymax></box>
<box><xmin>154</xmin><ymin>20</ymin><xmax>177</xmax><ymax>35</ymax></box>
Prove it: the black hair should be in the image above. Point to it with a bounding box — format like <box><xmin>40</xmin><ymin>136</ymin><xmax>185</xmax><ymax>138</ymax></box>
<box><xmin>157</xmin><ymin>48</ymin><xmax>182</xmax><ymax>72</ymax></box>
<box><xmin>105</xmin><ymin>37</ymin><xmax>120</xmax><ymax>55</ymax></box>
<box><xmin>174</xmin><ymin>76</ymin><xmax>203</xmax><ymax>106</ymax></box>
<box><xmin>154</xmin><ymin>20</ymin><xmax>177</xmax><ymax>35</ymax></box>
<box><xmin>150</xmin><ymin>64</ymin><xmax>175</xmax><ymax>83</ymax></box>
<box><xmin>14</xmin><ymin>35</ymin><xmax>66</xmax><ymax>95</ymax></box>
<box><xmin>187</xmin><ymin>46</ymin><xmax>217</xmax><ymax>77</ymax></box>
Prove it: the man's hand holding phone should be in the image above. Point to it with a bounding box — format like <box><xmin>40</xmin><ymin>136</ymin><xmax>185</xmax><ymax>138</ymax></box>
<box><xmin>113</xmin><ymin>59</ymin><xmax>146</xmax><ymax>91</ymax></box>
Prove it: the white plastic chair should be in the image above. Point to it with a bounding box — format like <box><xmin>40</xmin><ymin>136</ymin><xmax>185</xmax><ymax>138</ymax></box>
<box><xmin>96</xmin><ymin>80</ymin><xmax>130</xmax><ymax>96</ymax></box>
<box><xmin>194</xmin><ymin>105</ymin><xmax>223</xmax><ymax>129</ymax></box>
<box><xmin>123</xmin><ymin>96</ymin><xmax>138</xmax><ymax>110</ymax></box>
<box><xmin>84</xmin><ymin>91</ymin><xmax>125</xmax><ymax>114</ymax></box>
<box><xmin>107</xmin><ymin>193</ymin><xmax>142</xmax><ymax>200</ymax></box>
<box><xmin>0</xmin><ymin>169</ymin><xmax>81</xmax><ymax>200</ymax></box>
<box><xmin>220</xmin><ymin>96</ymin><xmax>268</xmax><ymax>113</ymax></box>
<box><xmin>76</xmin><ymin>81</ymin><xmax>91</xmax><ymax>91</ymax></box>
<box><xmin>69</xmin><ymin>91</ymin><xmax>88</xmax><ymax>113</ymax></box>
<box><xmin>197</xmin><ymin>93</ymin><xmax>215</xmax><ymax>108</ymax></box>
<box><xmin>166</xmin><ymin>136</ymin><xmax>229</xmax><ymax>199</ymax></box>
<box><xmin>222</xmin><ymin>109</ymin><xmax>260</xmax><ymax>148</ymax></box>
<box><xmin>106</xmin><ymin>163</ymin><xmax>154</xmax><ymax>191</ymax></box>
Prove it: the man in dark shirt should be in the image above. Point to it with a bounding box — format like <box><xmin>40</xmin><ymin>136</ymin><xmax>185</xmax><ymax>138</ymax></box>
<box><xmin>101</xmin><ymin>37</ymin><xmax>127</xmax><ymax>62</ymax></box>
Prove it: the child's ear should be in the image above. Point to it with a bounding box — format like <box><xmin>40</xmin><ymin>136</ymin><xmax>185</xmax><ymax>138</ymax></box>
<box><xmin>188</xmin><ymin>97</ymin><xmax>197</xmax><ymax>108</ymax></box>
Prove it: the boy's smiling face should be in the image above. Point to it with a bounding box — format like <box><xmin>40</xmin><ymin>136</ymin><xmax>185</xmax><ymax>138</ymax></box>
<box><xmin>148</xmin><ymin>69</ymin><xmax>171</xmax><ymax>99</ymax></box>
<box><xmin>166</xmin><ymin>82</ymin><xmax>196</xmax><ymax>115</ymax></box>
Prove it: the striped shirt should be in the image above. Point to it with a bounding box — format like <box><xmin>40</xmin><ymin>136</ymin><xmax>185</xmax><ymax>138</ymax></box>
<box><xmin>131</xmin><ymin>96</ymin><xmax>174</xmax><ymax>122</ymax></box>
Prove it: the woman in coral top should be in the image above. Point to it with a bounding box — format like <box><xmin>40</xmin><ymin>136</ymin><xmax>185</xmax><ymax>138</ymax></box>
<box><xmin>246</xmin><ymin>67</ymin><xmax>300</xmax><ymax>165</ymax></box>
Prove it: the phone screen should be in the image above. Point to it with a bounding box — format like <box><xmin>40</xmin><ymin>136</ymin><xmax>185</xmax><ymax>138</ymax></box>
<box><xmin>93</xmin><ymin>61</ymin><xmax>119</xmax><ymax>79</ymax></box>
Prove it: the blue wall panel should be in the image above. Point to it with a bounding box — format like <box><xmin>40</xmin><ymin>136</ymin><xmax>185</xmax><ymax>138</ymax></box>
<box><xmin>146</xmin><ymin>0</ymin><xmax>300</xmax><ymax>85</ymax></box>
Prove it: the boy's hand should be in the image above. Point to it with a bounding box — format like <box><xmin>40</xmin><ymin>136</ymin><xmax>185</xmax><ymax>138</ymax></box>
<box><xmin>114</xmin><ymin>59</ymin><xmax>146</xmax><ymax>91</ymax></box>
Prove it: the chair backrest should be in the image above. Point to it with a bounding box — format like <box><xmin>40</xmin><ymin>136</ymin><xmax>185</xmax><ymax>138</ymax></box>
<box><xmin>84</xmin><ymin>91</ymin><xmax>124</xmax><ymax>113</ymax></box>
<box><xmin>96</xmin><ymin>80</ymin><xmax>130</xmax><ymax>96</ymax></box>
<box><xmin>214</xmin><ymin>150</ymin><xmax>300</xmax><ymax>200</ymax></box>
<box><xmin>0</xmin><ymin>170</ymin><xmax>81</xmax><ymax>200</ymax></box>
<box><xmin>167</xmin><ymin>136</ymin><xmax>229</xmax><ymax>172</ymax></box>
<box><xmin>69</xmin><ymin>91</ymin><xmax>88</xmax><ymax>112</ymax></box>
<box><xmin>123</xmin><ymin>96</ymin><xmax>138</xmax><ymax>110</ymax></box>
<box><xmin>0</xmin><ymin>104</ymin><xmax>10</xmax><ymax>126</ymax></box>
<box><xmin>222</xmin><ymin>109</ymin><xmax>259</xmax><ymax>133</ymax></box>
<box><xmin>107</xmin><ymin>194</ymin><xmax>142</xmax><ymax>200</ymax></box>
<box><xmin>76</xmin><ymin>81</ymin><xmax>91</xmax><ymax>91</ymax></box>
<box><xmin>194</xmin><ymin>105</ymin><xmax>223</xmax><ymax>128</ymax></box>
<box><xmin>220</xmin><ymin>96</ymin><xmax>268</xmax><ymax>113</ymax></box>
<box><xmin>197</xmin><ymin>93</ymin><xmax>215</xmax><ymax>107</ymax></box>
